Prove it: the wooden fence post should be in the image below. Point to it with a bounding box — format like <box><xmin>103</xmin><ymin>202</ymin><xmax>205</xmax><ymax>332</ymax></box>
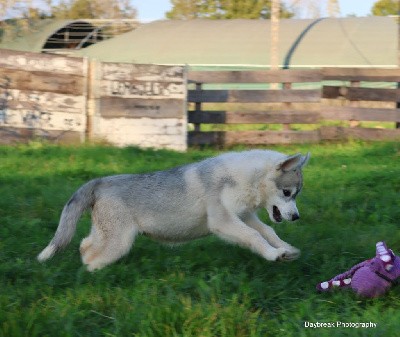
<box><xmin>349</xmin><ymin>80</ymin><xmax>360</xmax><ymax>128</ymax></box>
<box><xmin>86</xmin><ymin>59</ymin><xmax>101</xmax><ymax>142</ymax></box>
<box><xmin>283</xmin><ymin>82</ymin><xmax>292</xmax><ymax>131</ymax></box>
<box><xmin>194</xmin><ymin>82</ymin><xmax>202</xmax><ymax>132</ymax></box>
<box><xmin>82</xmin><ymin>56</ymin><xmax>89</xmax><ymax>143</ymax></box>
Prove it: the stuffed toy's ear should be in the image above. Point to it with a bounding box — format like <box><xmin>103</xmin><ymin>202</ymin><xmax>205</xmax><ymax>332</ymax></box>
<box><xmin>376</xmin><ymin>241</ymin><xmax>394</xmax><ymax>271</ymax></box>
<box><xmin>277</xmin><ymin>152</ymin><xmax>310</xmax><ymax>172</ymax></box>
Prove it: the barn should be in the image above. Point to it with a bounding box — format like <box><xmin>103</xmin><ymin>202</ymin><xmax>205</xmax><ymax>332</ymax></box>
<box><xmin>75</xmin><ymin>16</ymin><xmax>397</xmax><ymax>69</ymax></box>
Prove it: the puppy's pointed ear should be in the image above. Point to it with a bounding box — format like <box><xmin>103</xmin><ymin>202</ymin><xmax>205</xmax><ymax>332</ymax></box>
<box><xmin>301</xmin><ymin>152</ymin><xmax>311</xmax><ymax>168</ymax></box>
<box><xmin>277</xmin><ymin>152</ymin><xmax>310</xmax><ymax>172</ymax></box>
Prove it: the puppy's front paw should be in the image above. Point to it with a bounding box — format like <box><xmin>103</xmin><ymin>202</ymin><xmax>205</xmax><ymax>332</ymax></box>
<box><xmin>276</xmin><ymin>246</ymin><xmax>301</xmax><ymax>261</ymax></box>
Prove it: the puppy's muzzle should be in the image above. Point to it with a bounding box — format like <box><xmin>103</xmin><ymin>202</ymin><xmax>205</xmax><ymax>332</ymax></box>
<box><xmin>273</xmin><ymin>206</ymin><xmax>300</xmax><ymax>222</ymax></box>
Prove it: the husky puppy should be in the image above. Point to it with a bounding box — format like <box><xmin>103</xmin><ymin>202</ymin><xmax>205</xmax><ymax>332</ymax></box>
<box><xmin>38</xmin><ymin>150</ymin><xmax>310</xmax><ymax>271</ymax></box>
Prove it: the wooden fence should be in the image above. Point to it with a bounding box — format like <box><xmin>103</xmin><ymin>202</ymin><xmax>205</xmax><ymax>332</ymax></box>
<box><xmin>1</xmin><ymin>49</ymin><xmax>400</xmax><ymax>149</ymax></box>
<box><xmin>321</xmin><ymin>68</ymin><xmax>400</xmax><ymax>141</ymax></box>
<box><xmin>188</xmin><ymin>69</ymin><xmax>400</xmax><ymax>146</ymax></box>
<box><xmin>0</xmin><ymin>49</ymin><xmax>187</xmax><ymax>150</ymax></box>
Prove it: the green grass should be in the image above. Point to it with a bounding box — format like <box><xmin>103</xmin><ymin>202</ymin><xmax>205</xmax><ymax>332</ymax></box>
<box><xmin>1</xmin><ymin>141</ymin><xmax>400</xmax><ymax>337</ymax></box>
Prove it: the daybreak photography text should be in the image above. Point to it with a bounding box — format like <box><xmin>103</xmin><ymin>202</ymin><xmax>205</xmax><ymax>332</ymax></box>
<box><xmin>304</xmin><ymin>321</ymin><xmax>377</xmax><ymax>329</ymax></box>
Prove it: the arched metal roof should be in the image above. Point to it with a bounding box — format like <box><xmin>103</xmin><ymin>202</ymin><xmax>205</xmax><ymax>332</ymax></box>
<box><xmin>75</xmin><ymin>17</ymin><xmax>397</xmax><ymax>68</ymax></box>
<box><xmin>0</xmin><ymin>19</ymin><xmax>92</xmax><ymax>53</ymax></box>
<box><xmin>0</xmin><ymin>19</ymin><xmax>138</xmax><ymax>54</ymax></box>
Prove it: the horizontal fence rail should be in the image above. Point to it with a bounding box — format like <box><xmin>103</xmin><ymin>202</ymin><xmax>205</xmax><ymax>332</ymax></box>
<box><xmin>321</xmin><ymin>68</ymin><xmax>400</xmax><ymax>81</ymax></box>
<box><xmin>188</xmin><ymin>89</ymin><xmax>321</xmax><ymax>103</ymax></box>
<box><xmin>188</xmin><ymin>68</ymin><xmax>400</xmax><ymax>146</ymax></box>
<box><xmin>187</xmin><ymin>69</ymin><xmax>323</xmax><ymax>84</ymax></box>
<box><xmin>323</xmin><ymin>86</ymin><xmax>400</xmax><ymax>102</ymax></box>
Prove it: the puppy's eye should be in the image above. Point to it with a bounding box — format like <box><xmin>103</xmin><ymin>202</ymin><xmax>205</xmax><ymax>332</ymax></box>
<box><xmin>283</xmin><ymin>189</ymin><xmax>291</xmax><ymax>197</ymax></box>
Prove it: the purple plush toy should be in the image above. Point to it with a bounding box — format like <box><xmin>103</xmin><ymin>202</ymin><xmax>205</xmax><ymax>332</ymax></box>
<box><xmin>317</xmin><ymin>242</ymin><xmax>400</xmax><ymax>298</ymax></box>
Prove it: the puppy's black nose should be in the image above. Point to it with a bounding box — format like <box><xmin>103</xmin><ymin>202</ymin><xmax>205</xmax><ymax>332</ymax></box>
<box><xmin>291</xmin><ymin>213</ymin><xmax>300</xmax><ymax>221</ymax></box>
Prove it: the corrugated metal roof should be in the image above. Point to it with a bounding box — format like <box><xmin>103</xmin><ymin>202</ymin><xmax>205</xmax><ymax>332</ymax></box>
<box><xmin>0</xmin><ymin>19</ymin><xmax>85</xmax><ymax>53</ymax></box>
<box><xmin>0</xmin><ymin>19</ymin><xmax>139</xmax><ymax>54</ymax></box>
<box><xmin>75</xmin><ymin>17</ymin><xmax>397</xmax><ymax>68</ymax></box>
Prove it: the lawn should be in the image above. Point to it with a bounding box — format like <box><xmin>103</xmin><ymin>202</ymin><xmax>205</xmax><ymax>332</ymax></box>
<box><xmin>1</xmin><ymin>141</ymin><xmax>399</xmax><ymax>337</ymax></box>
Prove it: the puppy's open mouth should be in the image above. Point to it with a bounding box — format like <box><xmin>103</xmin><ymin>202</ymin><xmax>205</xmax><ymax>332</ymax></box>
<box><xmin>273</xmin><ymin>206</ymin><xmax>282</xmax><ymax>223</ymax></box>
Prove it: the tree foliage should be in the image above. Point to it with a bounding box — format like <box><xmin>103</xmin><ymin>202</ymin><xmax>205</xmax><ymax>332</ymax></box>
<box><xmin>0</xmin><ymin>1</ymin><xmax>49</xmax><ymax>42</ymax></box>
<box><xmin>0</xmin><ymin>0</ymin><xmax>136</xmax><ymax>21</ymax></box>
<box><xmin>371</xmin><ymin>0</ymin><xmax>398</xmax><ymax>16</ymax></box>
<box><xmin>0</xmin><ymin>0</ymin><xmax>46</xmax><ymax>20</ymax></box>
<box><xmin>51</xmin><ymin>0</ymin><xmax>137</xmax><ymax>19</ymax></box>
<box><xmin>0</xmin><ymin>0</ymin><xmax>136</xmax><ymax>43</ymax></box>
<box><xmin>166</xmin><ymin>0</ymin><xmax>293</xmax><ymax>19</ymax></box>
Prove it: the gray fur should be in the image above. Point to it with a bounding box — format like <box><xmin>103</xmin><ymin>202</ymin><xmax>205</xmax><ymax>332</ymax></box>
<box><xmin>37</xmin><ymin>149</ymin><xmax>310</xmax><ymax>271</ymax></box>
<box><xmin>274</xmin><ymin>170</ymin><xmax>303</xmax><ymax>198</ymax></box>
<box><xmin>52</xmin><ymin>179</ymin><xmax>98</xmax><ymax>250</ymax></box>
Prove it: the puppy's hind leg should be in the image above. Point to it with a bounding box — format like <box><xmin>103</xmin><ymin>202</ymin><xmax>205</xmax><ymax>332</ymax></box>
<box><xmin>81</xmin><ymin>204</ymin><xmax>137</xmax><ymax>271</ymax></box>
<box><xmin>81</xmin><ymin>224</ymin><xmax>137</xmax><ymax>272</ymax></box>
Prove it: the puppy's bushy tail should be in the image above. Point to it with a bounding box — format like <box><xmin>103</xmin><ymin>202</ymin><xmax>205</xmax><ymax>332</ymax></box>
<box><xmin>37</xmin><ymin>179</ymin><xmax>99</xmax><ymax>262</ymax></box>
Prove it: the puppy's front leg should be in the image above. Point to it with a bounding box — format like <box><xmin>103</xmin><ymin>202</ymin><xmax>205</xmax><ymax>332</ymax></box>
<box><xmin>242</xmin><ymin>212</ymin><xmax>300</xmax><ymax>261</ymax></box>
<box><xmin>207</xmin><ymin>207</ymin><xmax>288</xmax><ymax>261</ymax></box>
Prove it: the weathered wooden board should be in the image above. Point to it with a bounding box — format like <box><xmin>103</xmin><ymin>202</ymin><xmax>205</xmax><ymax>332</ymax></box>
<box><xmin>224</xmin><ymin>130</ymin><xmax>320</xmax><ymax>145</ymax></box>
<box><xmin>95</xmin><ymin>63</ymin><xmax>186</xmax><ymax>118</ymax></box>
<box><xmin>0</xmin><ymin>89</ymin><xmax>85</xmax><ymax>114</ymax></box>
<box><xmin>188</xmin><ymin>130</ymin><xmax>320</xmax><ymax>145</ymax></box>
<box><xmin>189</xmin><ymin>107</ymin><xmax>400</xmax><ymax>124</ymax></box>
<box><xmin>0</xmin><ymin>126</ymin><xmax>82</xmax><ymax>144</ymax></box>
<box><xmin>189</xmin><ymin>127</ymin><xmax>400</xmax><ymax>146</ymax></box>
<box><xmin>188</xmin><ymin>70</ymin><xmax>322</xmax><ymax>84</ymax></box>
<box><xmin>321</xmin><ymin>107</ymin><xmax>400</xmax><ymax>122</ymax></box>
<box><xmin>0</xmin><ymin>109</ymin><xmax>86</xmax><ymax>132</ymax></box>
<box><xmin>100</xmin><ymin>63</ymin><xmax>185</xmax><ymax>82</ymax></box>
<box><xmin>0</xmin><ymin>68</ymin><xmax>84</xmax><ymax>95</ymax></box>
<box><xmin>0</xmin><ymin>50</ymin><xmax>87</xmax><ymax>143</ymax></box>
<box><xmin>188</xmin><ymin>131</ymin><xmax>225</xmax><ymax>145</ymax></box>
<box><xmin>320</xmin><ymin>126</ymin><xmax>400</xmax><ymax>141</ymax></box>
<box><xmin>90</xmin><ymin>63</ymin><xmax>187</xmax><ymax>150</ymax></box>
<box><xmin>188</xmin><ymin>89</ymin><xmax>321</xmax><ymax>103</ymax></box>
<box><xmin>323</xmin><ymin>86</ymin><xmax>400</xmax><ymax>102</ymax></box>
<box><xmin>0</xmin><ymin>49</ymin><xmax>85</xmax><ymax>75</ymax></box>
<box><xmin>100</xmin><ymin>79</ymin><xmax>185</xmax><ymax>99</ymax></box>
<box><xmin>322</xmin><ymin>68</ymin><xmax>400</xmax><ymax>81</ymax></box>
<box><xmin>346</xmin><ymin>87</ymin><xmax>400</xmax><ymax>102</ymax></box>
<box><xmin>322</xmin><ymin>86</ymin><xmax>349</xmax><ymax>99</ymax></box>
<box><xmin>188</xmin><ymin>110</ymin><xmax>321</xmax><ymax>124</ymax></box>
<box><xmin>99</xmin><ymin>97</ymin><xmax>185</xmax><ymax>119</ymax></box>
<box><xmin>96</xmin><ymin>116</ymin><xmax>186</xmax><ymax>151</ymax></box>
